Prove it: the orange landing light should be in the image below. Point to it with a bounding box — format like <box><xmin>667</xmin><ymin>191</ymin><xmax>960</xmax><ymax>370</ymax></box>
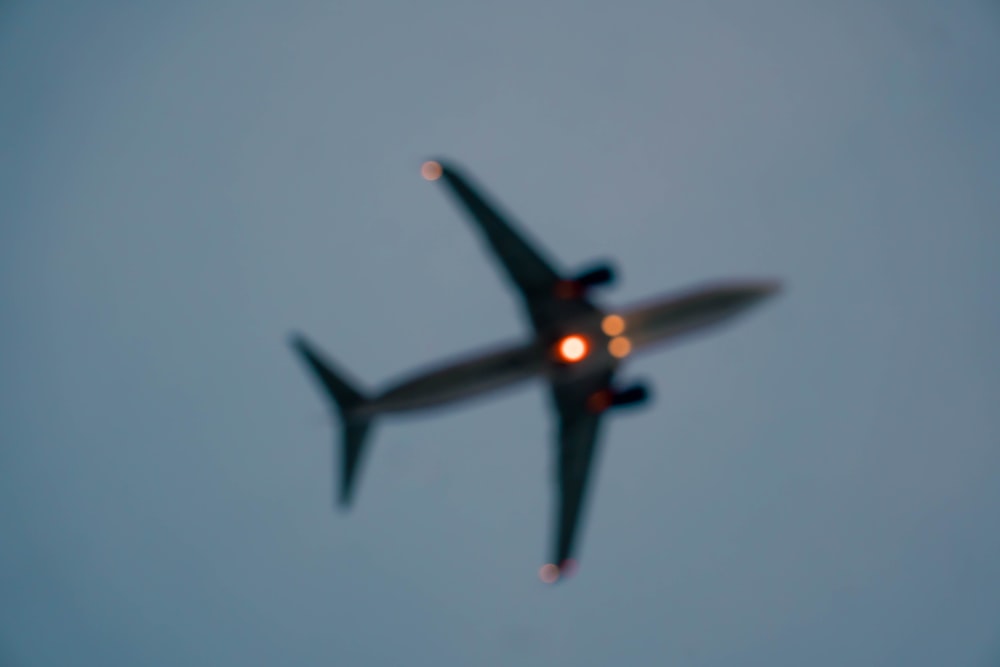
<box><xmin>557</xmin><ymin>335</ymin><xmax>588</xmax><ymax>362</ymax></box>
<box><xmin>421</xmin><ymin>161</ymin><xmax>443</xmax><ymax>181</ymax></box>
<box><xmin>539</xmin><ymin>563</ymin><xmax>560</xmax><ymax>584</ymax></box>
<box><xmin>608</xmin><ymin>336</ymin><xmax>632</xmax><ymax>358</ymax></box>
<box><xmin>601</xmin><ymin>314</ymin><xmax>625</xmax><ymax>336</ymax></box>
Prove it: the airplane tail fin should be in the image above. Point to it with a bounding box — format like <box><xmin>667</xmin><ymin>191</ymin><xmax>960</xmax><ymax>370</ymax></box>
<box><xmin>289</xmin><ymin>333</ymin><xmax>374</xmax><ymax>509</ymax></box>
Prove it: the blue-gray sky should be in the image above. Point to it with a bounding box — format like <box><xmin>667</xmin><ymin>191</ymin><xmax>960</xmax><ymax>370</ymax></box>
<box><xmin>2</xmin><ymin>2</ymin><xmax>999</xmax><ymax>665</ymax></box>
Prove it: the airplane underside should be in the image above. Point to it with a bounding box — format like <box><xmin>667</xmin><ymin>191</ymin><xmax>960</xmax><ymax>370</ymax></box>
<box><xmin>290</xmin><ymin>159</ymin><xmax>780</xmax><ymax>583</ymax></box>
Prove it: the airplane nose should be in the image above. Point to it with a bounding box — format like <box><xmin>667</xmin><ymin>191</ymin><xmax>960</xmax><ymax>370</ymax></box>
<box><xmin>720</xmin><ymin>280</ymin><xmax>782</xmax><ymax>314</ymax></box>
<box><xmin>749</xmin><ymin>280</ymin><xmax>782</xmax><ymax>299</ymax></box>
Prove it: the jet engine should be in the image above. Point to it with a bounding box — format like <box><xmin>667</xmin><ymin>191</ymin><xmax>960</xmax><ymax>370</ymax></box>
<box><xmin>573</xmin><ymin>262</ymin><xmax>615</xmax><ymax>288</ymax></box>
<box><xmin>554</xmin><ymin>262</ymin><xmax>616</xmax><ymax>299</ymax></box>
<box><xmin>611</xmin><ymin>383</ymin><xmax>650</xmax><ymax>408</ymax></box>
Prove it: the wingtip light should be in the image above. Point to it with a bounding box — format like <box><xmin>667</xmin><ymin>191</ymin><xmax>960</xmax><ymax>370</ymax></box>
<box><xmin>539</xmin><ymin>563</ymin><xmax>560</xmax><ymax>584</ymax></box>
<box><xmin>421</xmin><ymin>161</ymin><xmax>443</xmax><ymax>181</ymax></box>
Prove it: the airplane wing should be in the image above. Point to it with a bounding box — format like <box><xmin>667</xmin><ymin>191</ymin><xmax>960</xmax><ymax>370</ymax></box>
<box><xmin>547</xmin><ymin>369</ymin><xmax>614</xmax><ymax>578</ymax></box>
<box><xmin>433</xmin><ymin>161</ymin><xmax>601</xmax><ymax>332</ymax></box>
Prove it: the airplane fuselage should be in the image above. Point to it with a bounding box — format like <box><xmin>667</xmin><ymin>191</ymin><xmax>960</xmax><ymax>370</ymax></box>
<box><xmin>291</xmin><ymin>158</ymin><xmax>782</xmax><ymax>577</ymax></box>
<box><xmin>356</xmin><ymin>280</ymin><xmax>777</xmax><ymax>417</ymax></box>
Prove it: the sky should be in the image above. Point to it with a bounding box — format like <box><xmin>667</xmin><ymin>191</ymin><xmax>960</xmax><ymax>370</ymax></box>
<box><xmin>2</xmin><ymin>1</ymin><xmax>999</xmax><ymax>665</ymax></box>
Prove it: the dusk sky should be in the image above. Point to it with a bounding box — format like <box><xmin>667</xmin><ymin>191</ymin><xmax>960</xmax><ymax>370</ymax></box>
<box><xmin>2</xmin><ymin>2</ymin><xmax>999</xmax><ymax>665</ymax></box>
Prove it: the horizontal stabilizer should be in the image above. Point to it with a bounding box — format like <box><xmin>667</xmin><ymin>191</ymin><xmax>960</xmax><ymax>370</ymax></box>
<box><xmin>289</xmin><ymin>333</ymin><xmax>374</xmax><ymax>508</ymax></box>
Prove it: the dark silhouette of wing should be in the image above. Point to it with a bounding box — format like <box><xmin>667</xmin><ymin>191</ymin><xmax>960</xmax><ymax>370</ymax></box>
<box><xmin>433</xmin><ymin>160</ymin><xmax>601</xmax><ymax>333</ymax></box>
<box><xmin>548</xmin><ymin>370</ymin><xmax>614</xmax><ymax>574</ymax></box>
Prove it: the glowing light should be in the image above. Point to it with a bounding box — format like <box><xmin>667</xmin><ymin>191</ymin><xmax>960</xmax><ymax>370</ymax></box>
<box><xmin>554</xmin><ymin>280</ymin><xmax>579</xmax><ymax>299</ymax></box>
<box><xmin>421</xmin><ymin>161</ymin><xmax>443</xmax><ymax>181</ymax></box>
<box><xmin>539</xmin><ymin>563</ymin><xmax>560</xmax><ymax>584</ymax></box>
<box><xmin>557</xmin><ymin>335</ymin><xmax>588</xmax><ymax>362</ymax></box>
<box><xmin>586</xmin><ymin>390</ymin><xmax>613</xmax><ymax>414</ymax></box>
<box><xmin>601</xmin><ymin>314</ymin><xmax>625</xmax><ymax>336</ymax></box>
<box><xmin>608</xmin><ymin>336</ymin><xmax>632</xmax><ymax>358</ymax></box>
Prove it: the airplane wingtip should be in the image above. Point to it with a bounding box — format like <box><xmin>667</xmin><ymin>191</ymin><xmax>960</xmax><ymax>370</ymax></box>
<box><xmin>288</xmin><ymin>331</ymin><xmax>307</xmax><ymax>350</ymax></box>
<box><xmin>421</xmin><ymin>159</ymin><xmax>445</xmax><ymax>181</ymax></box>
<box><xmin>337</xmin><ymin>486</ymin><xmax>356</xmax><ymax>511</ymax></box>
<box><xmin>539</xmin><ymin>563</ymin><xmax>560</xmax><ymax>584</ymax></box>
<box><xmin>539</xmin><ymin>559</ymin><xmax>579</xmax><ymax>585</ymax></box>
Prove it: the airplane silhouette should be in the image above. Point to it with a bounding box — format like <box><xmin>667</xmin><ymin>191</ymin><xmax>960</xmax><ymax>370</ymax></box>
<box><xmin>291</xmin><ymin>159</ymin><xmax>780</xmax><ymax>583</ymax></box>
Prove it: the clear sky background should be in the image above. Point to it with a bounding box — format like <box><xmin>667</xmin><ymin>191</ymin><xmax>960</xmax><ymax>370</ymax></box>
<box><xmin>2</xmin><ymin>2</ymin><xmax>999</xmax><ymax>665</ymax></box>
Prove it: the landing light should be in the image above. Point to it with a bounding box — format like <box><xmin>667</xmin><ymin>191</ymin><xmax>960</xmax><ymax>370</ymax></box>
<box><xmin>601</xmin><ymin>314</ymin><xmax>625</xmax><ymax>337</ymax></box>
<box><xmin>421</xmin><ymin>161</ymin><xmax>443</xmax><ymax>181</ymax></box>
<box><xmin>556</xmin><ymin>335</ymin><xmax>588</xmax><ymax>363</ymax></box>
<box><xmin>608</xmin><ymin>336</ymin><xmax>631</xmax><ymax>358</ymax></box>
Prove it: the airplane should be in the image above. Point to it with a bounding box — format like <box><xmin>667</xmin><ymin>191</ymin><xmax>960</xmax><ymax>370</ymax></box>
<box><xmin>290</xmin><ymin>159</ymin><xmax>780</xmax><ymax>584</ymax></box>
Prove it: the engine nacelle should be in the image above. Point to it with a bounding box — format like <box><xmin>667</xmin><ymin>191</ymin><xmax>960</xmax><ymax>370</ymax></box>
<box><xmin>573</xmin><ymin>262</ymin><xmax>615</xmax><ymax>288</ymax></box>
<box><xmin>585</xmin><ymin>382</ymin><xmax>652</xmax><ymax>414</ymax></box>
<box><xmin>611</xmin><ymin>384</ymin><xmax>650</xmax><ymax>408</ymax></box>
<box><xmin>554</xmin><ymin>262</ymin><xmax>616</xmax><ymax>299</ymax></box>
